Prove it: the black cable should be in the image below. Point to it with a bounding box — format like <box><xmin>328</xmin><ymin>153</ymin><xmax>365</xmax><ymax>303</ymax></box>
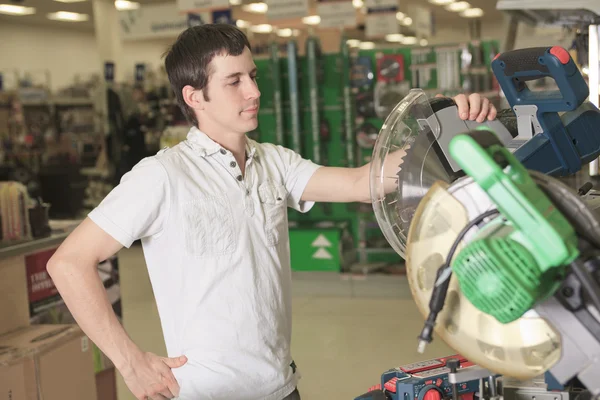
<box><xmin>417</xmin><ymin>209</ymin><xmax>500</xmax><ymax>353</ymax></box>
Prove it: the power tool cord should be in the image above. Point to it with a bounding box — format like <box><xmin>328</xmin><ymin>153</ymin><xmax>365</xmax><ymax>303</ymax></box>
<box><xmin>417</xmin><ymin>209</ymin><xmax>500</xmax><ymax>353</ymax></box>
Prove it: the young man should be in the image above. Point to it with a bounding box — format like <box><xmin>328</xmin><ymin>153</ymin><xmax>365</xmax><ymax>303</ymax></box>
<box><xmin>47</xmin><ymin>24</ymin><xmax>497</xmax><ymax>400</ymax></box>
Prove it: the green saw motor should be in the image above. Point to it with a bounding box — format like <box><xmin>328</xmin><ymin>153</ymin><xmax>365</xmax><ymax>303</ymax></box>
<box><xmin>447</xmin><ymin>129</ymin><xmax>580</xmax><ymax>323</ymax></box>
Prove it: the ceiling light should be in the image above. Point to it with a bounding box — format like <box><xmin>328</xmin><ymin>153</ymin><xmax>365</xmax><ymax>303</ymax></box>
<box><xmin>229</xmin><ymin>0</ymin><xmax>242</xmax><ymax>4</ymax></box>
<box><xmin>428</xmin><ymin>0</ymin><xmax>454</xmax><ymax>4</ymax></box>
<box><xmin>346</xmin><ymin>39</ymin><xmax>361</xmax><ymax>47</ymax></box>
<box><xmin>385</xmin><ymin>33</ymin><xmax>404</xmax><ymax>42</ymax></box>
<box><xmin>54</xmin><ymin>0</ymin><xmax>87</xmax><ymax>3</ymax></box>
<box><xmin>420</xmin><ymin>39</ymin><xmax>429</xmax><ymax>46</ymax></box>
<box><xmin>249</xmin><ymin>23</ymin><xmax>272</xmax><ymax>33</ymax></box>
<box><xmin>352</xmin><ymin>0</ymin><xmax>363</xmax><ymax>8</ymax></box>
<box><xmin>277</xmin><ymin>28</ymin><xmax>293</xmax><ymax>37</ymax></box>
<box><xmin>402</xmin><ymin>36</ymin><xmax>417</xmax><ymax>45</ymax></box>
<box><xmin>446</xmin><ymin>1</ymin><xmax>470</xmax><ymax>12</ymax></box>
<box><xmin>359</xmin><ymin>41</ymin><xmax>375</xmax><ymax>50</ymax></box>
<box><xmin>236</xmin><ymin>19</ymin><xmax>251</xmax><ymax>28</ymax></box>
<box><xmin>302</xmin><ymin>15</ymin><xmax>321</xmax><ymax>25</ymax></box>
<box><xmin>395</xmin><ymin>11</ymin><xmax>405</xmax><ymax>20</ymax></box>
<box><xmin>242</xmin><ymin>2</ymin><xmax>267</xmax><ymax>13</ymax></box>
<box><xmin>115</xmin><ymin>0</ymin><xmax>139</xmax><ymax>10</ymax></box>
<box><xmin>47</xmin><ymin>11</ymin><xmax>89</xmax><ymax>21</ymax></box>
<box><xmin>0</xmin><ymin>4</ymin><xmax>35</xmax><ymax>15</ymax></box>
<box><xmin>402</xmin><ymin>16</ymin><xmax>412</xmax><ymax>26</ymax></box>
<box><xmin>277</xmin><ymin>28</ymin><xmax>300</xmax><ymax>37</ymax></box>
<box><xmin>460</xmin><ymin>7</ymin><xmax>483</xmax><ymax>18</ymax></box>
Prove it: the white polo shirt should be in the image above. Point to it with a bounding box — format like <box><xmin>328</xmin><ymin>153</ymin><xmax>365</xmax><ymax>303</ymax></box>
<box><xmin>88</xmin><ymin>127</ymin><xmax>321</xmax><ymax>400</ymax></box>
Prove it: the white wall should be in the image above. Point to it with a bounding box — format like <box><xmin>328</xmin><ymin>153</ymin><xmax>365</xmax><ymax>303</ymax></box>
<box><xmin>0</xmin><ymin>21</ymin><xmax>174</xmax><ymax>92</ymax></box>
<box><xmin>0</xmin><ymin>22</ymin><xmax>100</xmax><ymax>92</ymax></box>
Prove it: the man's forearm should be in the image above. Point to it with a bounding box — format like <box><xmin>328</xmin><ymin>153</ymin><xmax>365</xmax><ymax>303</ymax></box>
<box><xmin>47</xmin><ymin>259</ymin><xmax>141</xmax><ymax>373</ymax></box>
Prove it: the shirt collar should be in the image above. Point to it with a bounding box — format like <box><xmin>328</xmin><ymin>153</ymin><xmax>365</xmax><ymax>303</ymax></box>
<box><xmin>185</xmin><ymin>126</ymin><xmax>256</xmax><ymax>159</ymax></box>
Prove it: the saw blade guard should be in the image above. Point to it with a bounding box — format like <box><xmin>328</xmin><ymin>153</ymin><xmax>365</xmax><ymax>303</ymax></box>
<box><xmin>370</xmin><ymin>89</ymin><xmax>443</xmax><ymax>259</ymax></box>
<box><xmin>406</xmin><ymin>180</ymin><xmax>562</xmax><ymax>381</ymax></box>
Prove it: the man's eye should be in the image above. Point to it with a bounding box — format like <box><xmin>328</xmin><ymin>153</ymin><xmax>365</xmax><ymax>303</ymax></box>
<box><xmin>251</xmin><ymin>75</ymin><xmax>258</xmax><ymax>81</ymax></box>
<box><xmin>230</xmin><ymin>80</ymin><xmax>240</xmax><ymax>86</ymax></box>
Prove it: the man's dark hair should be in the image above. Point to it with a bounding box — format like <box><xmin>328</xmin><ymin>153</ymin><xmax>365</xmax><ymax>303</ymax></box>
<box><xmin>164</xmin><ymin>24</ymin><xmax>251</xmax><ymax>126</ymax></box>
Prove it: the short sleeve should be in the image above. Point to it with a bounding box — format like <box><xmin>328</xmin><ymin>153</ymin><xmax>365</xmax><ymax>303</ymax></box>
<box><xmin>88</xmin><ymin>157</ymin><xmax>170</xmax><ymax>248</ymax></box>
<box><xmin>274</xmin><ymin>145</ymin><xmax>321</xmax><ymax>213</ymax></box>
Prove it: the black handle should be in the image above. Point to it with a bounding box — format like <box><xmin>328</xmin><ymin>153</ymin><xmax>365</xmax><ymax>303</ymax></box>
<box><xmin>495</xmin><ymin>47</ymin><xmax>550</xmax><ymax>79</ymax></box>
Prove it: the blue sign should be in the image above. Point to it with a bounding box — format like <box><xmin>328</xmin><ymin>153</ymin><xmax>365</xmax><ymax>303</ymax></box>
<box><xmin>135</xmin><ymin>63</ymin><xmax>146</xmax><ymax>82</ymax></box>
<box><xmin>104</xmin><ymin>62</ymin><xmax>115</xmax><ymax>82</ymax></box>
<box><xmin>187</xmin><ymin>13</ymin><xmax>204</xmax><ymax>27</ymax></box>
<box><xmin>212</xmin><ymin>9</ymin><xmax>232</xmax><ymax>25</ymax></box>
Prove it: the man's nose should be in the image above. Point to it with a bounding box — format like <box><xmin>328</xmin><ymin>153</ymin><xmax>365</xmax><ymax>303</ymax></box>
<box><xmin>245</xmin><ymin>80</ymin><xmax>261</xmax><ymax>99</ymax></box>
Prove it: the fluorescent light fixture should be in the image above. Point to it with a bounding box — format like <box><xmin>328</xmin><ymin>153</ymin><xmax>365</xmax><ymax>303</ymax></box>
<box><xmin>242</xmin><ymin>2</ymin><xmax>267</xmax><ymax>13</ymax></box>
<box><xmin>249</xmin><ymin>23</ymin><xmax>272</xmax><ymax>33</ymax></box>
<box><xmin>402</xmin><ymin>16</ymin><xmax>413</xmax><ymax>26</ymax></box>
<box><xmin>446</xmin><ymin>1</ymin><xmax>470</xmax><ymax>12</ymax></box>
<box><xmin>385</xmin><ymin>33</ymin><xmax>404</xmax><ymax>42</ymax></box>
<box><xmin>395</xmin><ymin>11</ymin><xmax>405</xmax><ymax>20</ymax></box>
<box><xmin>359</xmin><ymin>41</ymin><xmax>375</xmax><ymax>50</ymax></box>
<box><xmin>115</xmin><ymin>0</ymin><xmax>139</xmax><ymax>10</ymax></box>
<box><xmin>352</xmin><ymin>0</ymin><xmax>363</xmax><ymax>8</ymax></box>
<box><xmin>428</xmin><ymin>0</ymin><xmax>454</xmax><ymax>4</ymax></box>
<box><xmin>420</xmin><ymin>39</ymin><xmax>429</xmax><ymax>46</ymax></box>
<box><xmin>236</xmin><ymin>19</ymin><xmax>251</xmax><ymax>28</ymax></box>
<box><xmin>229</xmin><ymin>0</ymin><xmax>242</xmax><ymax>4</ymax></box>
<box><xmin>460</xmin><ymin>7</ymin><xmax>483</xmax><ymax>17</ymax></box>
<box><xmin>302</xmin><ymin>15</ymin><xmax>321</xmax><ymax>25</ymax></box>
<box><xmin>346</xmin><ymin>39</ymin><xmax>361</xmax><ymax>47</ymax></box>
<box><xmin>47</xmin><ymin>11</ymin><xmax>89</xmax><ymax>21</ymax></box>
<box><xmin>277</xmin><ymin>28</ymin><xmax>293</xmax><ymax>37</ymax></box>
<box><xmin>402</xmin><ymin>36</ymin><xmax>417</xmax><ymax>45</ymax></box>
<box><xmin>0</xmin><ymin>4</ymin><xmax>35</xmax><ymax>15</ymax></box>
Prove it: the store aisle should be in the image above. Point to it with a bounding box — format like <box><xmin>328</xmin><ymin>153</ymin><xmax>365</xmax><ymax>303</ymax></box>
<box><xmin>115</xmin><ymin>245</ymin><xmax>452</xmax><ymax>400</ymax></box>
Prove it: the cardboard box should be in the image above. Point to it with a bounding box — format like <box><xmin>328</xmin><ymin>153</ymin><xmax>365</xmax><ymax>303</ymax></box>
<box><xmin>0</xmin><ymin>256</ymin><xmax>30</xmax><ymax>337</ymax></box>
<box><xmin>0</xmin><ymin>324</ymin><xmax>97</xmax><ymax>400</ymax></box>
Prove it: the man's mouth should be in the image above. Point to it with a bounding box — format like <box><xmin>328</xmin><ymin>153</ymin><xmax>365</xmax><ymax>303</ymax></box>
<box><xmin>242</xmin><ymin>106</ymin><xmax>259</xmax><ymax>114</ymax></box>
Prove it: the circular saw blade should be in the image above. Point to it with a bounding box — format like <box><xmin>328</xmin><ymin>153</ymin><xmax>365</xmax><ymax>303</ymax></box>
<box><xmin>370</xmin><ymin>89</ymin><xmax>455</xmax><ymax>259</ymax></box>
<box><xmin>405</xmin><ymin>180</ymin><xmax>562</xmax><ymax>381</ymax></box>
<box><xmin>405</xmin><ymin>171</ymin><xmax>600</xmax><ymax>381</ymax></box>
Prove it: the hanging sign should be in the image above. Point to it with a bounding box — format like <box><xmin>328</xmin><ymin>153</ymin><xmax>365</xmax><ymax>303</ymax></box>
<box><xmin>365</xmin><ymin>0</ymin><xmax>398</xmax><ymax>38</ymax></box>
<box><xmin>212</xmin><ymin>8</ymin><xmax>233</xmax><ymax>24</ymax></box>
<box><xmin>266</xmin><ymin>0</ymin><xmax>309</xmax><ymax>21</ymax></box>
<box><xmin>120</xmin><ymin>3</ymin><xmax>210</xmax><ymax>40</ymax></box>
<box><xmin>177</xmin><ymin>0</ymin><xmax>230</xmax><ymax>11</ymax></box>
<box><xmin>411</xmin><ymin>5</ymin><xmax>434</xmax><ymax>38</ymax></box>
<box><xmin>135</xmin><ymin>63</ymin><xmax>146</xmax><ymax>82</ymax></box>
<box><xmin>104</xmin><ymin>62</ymin><xmax>115</xmax><ymax>82</ymax></box>
<box><xmin>317</xmin><ymin>0</ymin><xmax>356</xmax><ymax>29</ymax></box>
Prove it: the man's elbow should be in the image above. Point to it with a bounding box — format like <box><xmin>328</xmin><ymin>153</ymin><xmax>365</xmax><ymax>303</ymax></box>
<box><xmin>46</xmin><ymin>254</ymin><xmax>64</xmax><ymax>279</ymax></box>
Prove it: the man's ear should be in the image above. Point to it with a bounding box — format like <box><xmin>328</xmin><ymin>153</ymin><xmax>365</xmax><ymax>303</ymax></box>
<box><xmin>182</xmin><ymin>85</ymin><xmax>205</xmax><ymax>111</ymax></box>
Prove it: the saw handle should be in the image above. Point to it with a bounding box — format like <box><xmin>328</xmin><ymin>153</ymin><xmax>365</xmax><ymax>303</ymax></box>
<box><xmin>491</xmin><ymin>46</ymin><xmax>589</xmax><ymax>112</ymax></box>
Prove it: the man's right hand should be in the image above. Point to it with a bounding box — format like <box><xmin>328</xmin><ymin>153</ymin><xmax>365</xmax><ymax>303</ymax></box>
<box><xmin>121</xmin><ymin>351</ymin><xmax>188</xmax><ymax>400</ymax></box>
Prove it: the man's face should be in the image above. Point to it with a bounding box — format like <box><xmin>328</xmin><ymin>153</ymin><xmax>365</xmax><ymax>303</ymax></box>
<box><xmin>199</xmin><ymin>46</ymin><xmax>260</xmax><ymax>135</ymax></box>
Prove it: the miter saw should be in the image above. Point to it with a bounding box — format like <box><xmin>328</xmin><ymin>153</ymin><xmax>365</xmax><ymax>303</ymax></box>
<box><xmin>356</xmin><ymin>46</ymin><xmax>600</xmax><ymax>400</ymax></box>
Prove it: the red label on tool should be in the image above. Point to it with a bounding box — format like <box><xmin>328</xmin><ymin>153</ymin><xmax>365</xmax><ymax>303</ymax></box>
<box><xmin>385</xmin><ymin>378</ymin><xmax>399</xmax><ymax>393</ymax></box>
